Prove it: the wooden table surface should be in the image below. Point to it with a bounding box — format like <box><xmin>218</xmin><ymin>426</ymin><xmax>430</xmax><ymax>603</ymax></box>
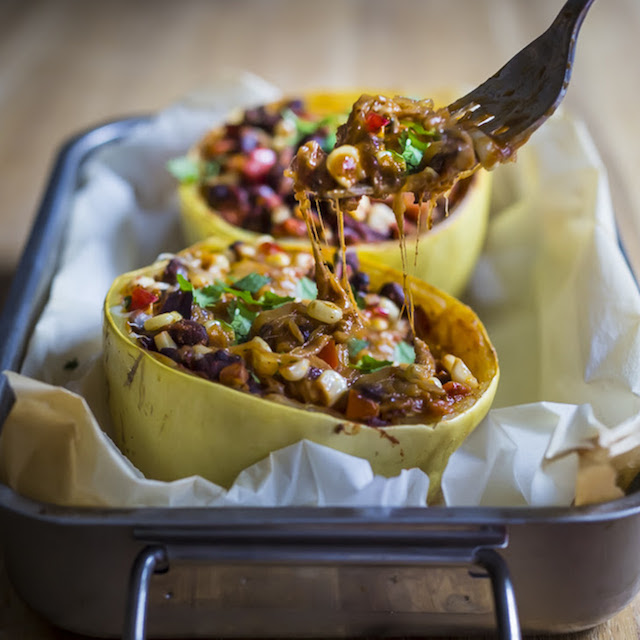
<box><xmin>1</xmin><ymin>0</ymin><xmax>640</xmax><ymax>638</ymax></box>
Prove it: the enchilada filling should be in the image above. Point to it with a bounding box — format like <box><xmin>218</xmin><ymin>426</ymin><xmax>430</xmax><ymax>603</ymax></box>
<box><xmin>289</xmin><ymin>93</ymin><xmax>506</xmax><ymax>218</ymax></box>
<box><xmin>116</xmin><ymin>240</ymin><xmax>481</xmax><ymax>427</ymax></box>
<box><xmin>169</xmin><ymin>97</ymin><xmax>473</xmax><ymax>244</ymax></box>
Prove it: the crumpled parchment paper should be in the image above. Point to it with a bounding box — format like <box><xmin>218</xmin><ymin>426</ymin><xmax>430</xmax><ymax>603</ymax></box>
<box><xmin>1</xmin><ymin>71</ymin><xmax>639</xmax><ymax>509</ymax></box>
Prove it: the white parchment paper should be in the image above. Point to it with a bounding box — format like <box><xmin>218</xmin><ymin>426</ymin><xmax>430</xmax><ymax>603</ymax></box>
<box><xmin>2</xmin><ymin>72</ymin><xmax>639</xmax><ymax>508</ymax></box>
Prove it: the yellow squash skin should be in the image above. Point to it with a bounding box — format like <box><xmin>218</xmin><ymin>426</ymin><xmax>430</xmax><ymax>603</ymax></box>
<box><xmin>178</xmin><ymin>90</ymin><xmax>493</xmax><ymax>298</ymax></box>
<box><xmin>103</xmin><ymin>244</ymin><xmax>499</xmax><ymax>504</ymax></box>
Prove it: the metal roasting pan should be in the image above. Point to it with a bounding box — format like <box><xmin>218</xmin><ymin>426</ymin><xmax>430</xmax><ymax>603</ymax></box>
<box><xmin>1</xmin><ymin>118</ymin><xmax>640</xmax><ymax>640</ymax></box>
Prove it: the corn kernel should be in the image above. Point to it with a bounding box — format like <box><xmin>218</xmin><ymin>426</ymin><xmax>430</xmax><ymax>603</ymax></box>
<box><xmin>377</xmin><ymin>297</ymin><xmax>401</xmax><ymax>322</ymax></box>
<box><xmin>367</xmin><ymin>203</ymin><xmax>396</xmax><ymax>235</ymax></box>
<box><xmin>442</xmin><ymin>354</ymin><xmax>479</xmax><ymax>389</ymax></box>
<box><xmin>370</xmin><ymin>317</ymin><xmax>389</xmax><ymax>331</ymax></box>
<box><xmin>144</xmin><ymin>311</ymin><xmax>182</xmax><ymax>332</ymax></box>
<box><xmin>192</xmin><ymin>344</ymin><xmax>213</xmax><ymax>357</ymax></box>
<box><xmin>154</xmin><ymin>331</ymin><xmax>177</xmax><ymax>351</ymax></box>
<box><xmin>253</xmin><ymin>349</ymin><xmax>280</xmax><ymax>376</ymax></box>
<box><xmin>249</xmin><ymin>336</ymin><xmax>272</xmax><ymax>352</ymax></box>
<box><xmin>326</xmin><ymin>145</ymin><xmax>365</xmax><ymax>188</ymax></box>
<box><xmin>266</xmin><ymin>251</ymin><xmax>291</xmax><ymax>267</ymax></box>
<box><xmin>307</xmin><ymin>299</ymin><xmax>343</xmax><ymax>324</ymax></box>
<box><xmin>317</xmin><ymin>370</ymin><xmax>348</xmax><ymax>406</ymax></box>
<box><xmin>271</xmin><ymin>205</ymin><xmax>291</xmax><ymax>226</ymax></box>
<box><xmin>279</xmin><ymin>358</ymin><xmax>311</xmax><ymax>382</ymax></box>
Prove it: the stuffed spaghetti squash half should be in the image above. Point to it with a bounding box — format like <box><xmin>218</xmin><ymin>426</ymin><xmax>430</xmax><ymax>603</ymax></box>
<box><xmin>103</xmin><ymin>238</ymin><xmax>498</xmax><ymax>504</ymax></box>
<box><xmin>173</xmin><ymin>90</ymin><xmax>492</xmax><ymax>297</ymax></box>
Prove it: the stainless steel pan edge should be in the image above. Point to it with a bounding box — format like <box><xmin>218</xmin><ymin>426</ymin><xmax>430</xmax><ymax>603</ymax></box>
<box><xmin>1</xmin><ymin>118</ymin><xmax>640</xmax><ymax>639</ymax></box>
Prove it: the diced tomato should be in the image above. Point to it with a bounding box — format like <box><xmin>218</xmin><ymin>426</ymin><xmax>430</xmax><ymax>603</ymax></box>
<box><xmin>257</xmin><ymin>240</ymin><xmax>281</xmax><ymax>255</ymax></box>
<box><xmin>273</xmin><ymin>217</ymin><xmax>308</xmax><ymax>238</ymax></box>
<box><xmin>372</xmin><ymin>306</ymin><xmax>389</xmax><ymax>318</ymax></box>
<box><xmin>129</xmin><ymin>286</ymin><xmax>158</xmax><ymax>310</ymax></box>
<box><xmin>242</xmin><ymin>147</ymin><xmax>277</xmax><ymax>181</ymax></box>
<box><xmin>443</xmin><ymin>381</ymin><xmax>471</xmax><ymax>399</ymax></box>
<box><xmin>429</xmin><ymin>396</ymin><xmax>455</xmax><ymax>416</ymax></box>
<box><xmin>365</xmin><ymin>112</ymin><xmax>390</xmax><ymax>132</ymax></box>
<box><xmin>345</xmin><ymin>389</ymin><xmax>380</xmax><ymax>420</ymax></box>
<box><xmin>317</xmin><ymin>339</ymin><xmax>340</xmax><ymax>369</ymax></box>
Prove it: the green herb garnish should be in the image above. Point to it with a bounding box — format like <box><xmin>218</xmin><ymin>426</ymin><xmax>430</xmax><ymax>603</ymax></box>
<box><xmin>227</xmin><ymin>299</ymin><xmax>258</xmax><ymax>343</ymax></box>
<box><xmin>167</xmin><ymin>156</ymin><xmax>199</xmax><ymax>183</ymax></box>
<box><xmin>402</xmin><ymin>120</ymin><xmax>437</xmax><ymax>137</ymax></box>
<box><xmin>394</xmin><ymin>341</ymin><xmax>416</xmax><ymax>364</ymax></box>
<box><xmin>260</xmin><ymin>290</ymin><xmax>295</xmax><ymax>309</ymax></box>
<box><xmin>177</xmin><ymin>274</ymin><xmax>224</xmax><ymax>308</ymax></box>
<box><xmin>296</xmin><ymin>276</ymin><xmax>318</xmax><ymax>300</ymax></box>
<box><xmin>233</xmin><ymin>272</ymin><xmax>270</xmax><ymax>294</ymax></box>
<box><xmin>400</xmin><ymin>133</ymin><xmax>427</xmax><ymax>171</ymax></box>
<box><xmin>347</xmin><ymin>338</ymin><xmax>369</xmax><ymax>360</ymax></box>
<box><xmin>397</xmin><ymin>121</ymin><xmax>435</xmax><ymax>173</ymax></box>
<box><xmin>179</xmin><ymin>272</ymin><xmax>297</xmax><ymax>312</ymax></box>
<box><xmin>281</xmin><ymin>108</ymin><xmax>345</xmax><ymax>150</ymax></box>
<box><xmin>202</xmin><ymin>160</ymin><xmax>221</xmax><ymax>178</ymax></box>
<box><xmin>353</xmin><ymin>354</ymin><xmax>393</xmax><ymax>373</ymax></box>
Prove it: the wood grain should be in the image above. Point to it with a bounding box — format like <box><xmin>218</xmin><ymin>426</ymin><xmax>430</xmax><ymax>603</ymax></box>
<box><xmin>1</xmin><ymin>1</ymin><xmax>640</xmax><ymax>638</ymax></box>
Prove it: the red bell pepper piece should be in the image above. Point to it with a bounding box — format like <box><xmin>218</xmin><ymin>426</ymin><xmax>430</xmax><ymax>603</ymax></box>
<box><xmin>365</xmin><ymin>112</ymin><xmax>390</xmax><ymax>132</ymax></box>
<box><xmin>129</xmin><ymin>286</ymin><xmax>158</xmax><ymax>310</ymax></box>
<box><xmin>345</xmin><ymin>389</ymin><xmax>380</xmax><ymax>420</ymax></box>
<box><xmin>317</xmin><ymin>339</ymin><xmax>340</xmax><ymax>369</ymax></box>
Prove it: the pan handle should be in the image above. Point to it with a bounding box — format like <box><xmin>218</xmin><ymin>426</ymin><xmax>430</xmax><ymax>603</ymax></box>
<box><xmin>123</xmin><ymin>545</ymin><xmax>168</xmax><ymax>640</ymax></box>
<box><xmin>122</xmin><ymin>541</ymin><xmax>521</xmax><ymax>640</ymax></box>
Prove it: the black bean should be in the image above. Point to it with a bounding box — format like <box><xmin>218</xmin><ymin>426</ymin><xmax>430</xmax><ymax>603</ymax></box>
<box><xmin>358</xmin><ymin>383</ymin><xmax>385</xmax><ymax>402</ymax></box>
<box><xmin>286</xmin><ymin>98</ymin><xmax>304</xmax><ymax>114</ymax></box>
<box><xmin>239</xmin><ymin>127</ymin><xmax>260</xmax><ymax>153</ymax></box>
<box><xmin>169</xmin><ymin>319</ymin><xmax>208</xmax><ymax>346</ymax></box>
<box><xmin>194</xmin><ymin>349</ymin><xmax>241</xmax><ymax>381</ymax></box>
<box><xmin>379</xmin><ymin>282</ymin><xmax>405</xmax><ymax>309</ymax></box>
<box><xmin>345</xmin><ymin>250</ymin><xmax>360</xmax><ymax>272</ymax></box>
<box><xmin>137</xmin><ymin>335</ymin><xmax>156</xmax><ymax>351</ymax></box>
<box><xmin>229</xmin><ymin>241</ymin><xmax>245</xmax><ymax>260</ymax></box>
<box><xmin>160</xmin><ymin>290</ymin><xmax>193</xmax><ymax>319</ymax></box>
<box><xmin>159</xmin><ymin>347</ymin><xmax>180</xmax><ymax>363</ymax></box>
<box><xmin>247</xmin><ymin>375</ymin><xmax>263</xmax><ymax>395</ymax></box>
<box><xmin>242</xmin><ymin>106</ymin><xmax>280</xmax><ymax>134</ymax></box>
<box><xmin>225</xmin><ymin>123</ymin><xmax>241</xmax><ymax>139</ymax></box>
<box><xmin>349</xmin><ymin>271</ymin><xmax>370</xmax><ymax>294</ymax></box>
<box><xmin>162</xmin><ymin>258</ymin><xmax>187</xmax><ymax>285</ymax></box>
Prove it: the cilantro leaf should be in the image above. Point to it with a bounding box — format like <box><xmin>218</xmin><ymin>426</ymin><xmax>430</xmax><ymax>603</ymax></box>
<box><xmin>167</xmin><ymin>156</ymin><xmax>199</xmax><ymax>183</ymax></box>
<box><xmin>296</xmin><ymin>277</ymin><xmax>318</xmax><ymax>300</ymax></box>
<box><xmin>177</xmin><ymin>275</ymin><xmax>224</xmax><ymax>308</ymax></box>
<box><xmin>394</xmin><ymin>341</ymin><xmax>416</xmax><ymax>364</ymax></box>
<box><xmin>281</xmin><ymin>109</ymin><xmax>345</xmax><ymax>150</ymax></box>
<box><xmin>195</xmin><ymin>284</ymin><xmax>225</xmax><ymax>308</ymax></box>
<box><xmin>402</xmin><ymin>120</ymin><xmax>437</xmax><ymax>137</ymax></box>
<box><xmin>353</xmin><ymin>354</ymin><xmax>393</xmax><ymax>373</ymax></box>
<box><xmin>233</xmin><ymin>272</ymin><xmax>270</xmax><ymax>294</ymax></box>
<box><xmin>177</xmin><ymin>273</ymin><xmax>193</xmax><ymax>291</ymax></box>
<box><xmin>321</xmin><ymin>130</ymin><xmax>337</xmax><ymax>152</ymax></box>
<box><xmin>227</xmin><ymin>299</ymin><xmax>258</xmax><ymax>343</ymax></box>
<box><xmin>400</xmin><ymin>133</ymin><xmax>426</xmax><ymax>171</ymax></box>
<box><xmin>347</xmin><ymin>338</ymin><xmax>368</xmax><ymax>360</ymax></box>
<box><xmin>260</xmin><ymin>290</ymin><xmax>295</xmax><ymax>309</ymax></box>
<box><xmin>203</xmin><ymin>160</ymin><xmax>221</xmax><ymax>178</ymax></box>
